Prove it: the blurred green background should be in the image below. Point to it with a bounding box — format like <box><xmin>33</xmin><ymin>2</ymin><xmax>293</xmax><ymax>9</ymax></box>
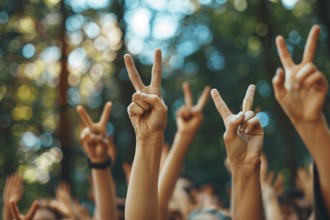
<box><xmin>0</xmin><ymin>0</ymin><xmax>329</xmax><ymax>212</ymax></box>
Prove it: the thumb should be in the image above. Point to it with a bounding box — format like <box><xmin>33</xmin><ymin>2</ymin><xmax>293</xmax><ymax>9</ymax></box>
<box><xmin>141</xmin><ymin>93</ymin><xmax>167</xmax><ymax>114</ymax></box>
<box><xmin>224</xmin><ymin>112</ymin><xmax>245</xmax><ymax>141</ymax></box>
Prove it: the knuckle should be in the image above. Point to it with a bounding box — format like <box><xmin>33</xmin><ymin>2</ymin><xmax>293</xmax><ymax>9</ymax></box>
<box><xmin>132</xmin><ymin>93</ymin><xmax>139</xmax><ymax>101</ymax></box>
<box><xmin>305</xmin><ymin>62</ymin><xmax>315</xmax><ymax>70</ymax></box>
<box><xmin>227</xmin><ymin>118</ymin><xmax>236</xmax><ymax>127</ymax></box>
<box><xmin>272</xmin><ymin>76</ymin><xmax>277</xmax><ymax>85</ymax></box>
<box><xmin>127</xmin><ymin>103</ymin><xmax>133</xmax><ymax>113</ymax></box>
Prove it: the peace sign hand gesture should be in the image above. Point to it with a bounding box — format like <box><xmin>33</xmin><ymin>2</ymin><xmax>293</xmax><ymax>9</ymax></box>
<box><xmin>211</xmin><ymin>85</ymin><xmax>263</xmax><ymax>166</ymax></box>
<box><xmin>10</xmin><ymin>200</ymin><xmax>38</xmax><ymax>220</ymax></box>
<box><xmin>76</xmin><ymin>102</ymin><xmax>112</xmax><ymax>163</ymax></box>
<box><xmin>176</xmin><ymin>82</ymin><xmax>210</xmax><ymax>135</ymax></box>
<box><xmin>273</xmin><ymin>25</ymin><xmax>328</xmax><ymax>124</ymax></box>
<box><xmin>125</xmin><ymin>49</ymin><xmax>167</xmax><ymax>140</ymax></box>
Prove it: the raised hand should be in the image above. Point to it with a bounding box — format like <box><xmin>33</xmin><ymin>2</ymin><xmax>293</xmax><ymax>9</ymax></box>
<box><xmin>77</xmin><ymin>102</ymin><xmax>117</xmax><ymax>220</ymax></box>
<box><xmin>211</xmin><ymin>85</ymin><xmax>263</xmax><ymax>166</ymax></box>
<box><xmin>259</xmin><ymin>154</ymin><xmax>284</xmax><ymax>220</ymax></box>
<box><xmin>50</xmin><ymin>182</ymin><xmax>91</xmax><ymax>220</ymax></box>
<box><xmin>76</xmin><ymin>102</ymin><xmax>112</xmax><ymax>163</ymax></box>
<box><xmin>296</xmin><ymin>164</ymin><xmax>313</xmax><ymax>206</ymax></box>
<box><xmin>50</xmin><ymin>181</ymin><xmax>73</xmax><ymax>217</ymax></box>
<box><xmin>158</xmin><ymin>83</ymin><xmax>210</xmax><ymax>220</ymax></box>
<box><xmin>273</xmin><ymin>25</ymin><xmax>328</xmax><ymax>124</ymax></box>
<box><xmin>212</xmin><ymin>85</ymin><xmax>264</xmax><ymax>220</ymax></box>
<box><xmin>126</xmin><ymin>49</ymin><xmax>167</xmax><ymax>139</ymax></box>
<box><xmin>124</xmin><ymin>49</ymin><xmax>167</xmax><ymax>220</ymax></box>
<box><xmin>3</xmin><ymin>174</ymin><xmax>24</xmax><ymax>220</ymax></box>
<box><xmin>176</xmin><ymin>82</ymin><xmax>210</xmax><ymax>134</ymax></box>
<box><xmin>3</xmin><ymin>174</ymin><xmax>24</xmax><ymax>204</ymax></box>
<box><xmin>10</xmin><ymin>200</ymin><xmax>38</xmax><ymax>220</ymax></box>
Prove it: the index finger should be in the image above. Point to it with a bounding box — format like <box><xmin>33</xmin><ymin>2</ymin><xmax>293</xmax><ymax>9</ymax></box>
<box><xmin>195</xmin><ymin>86</ymin><xmax>211</xmax><ymax>111</ymax></box>
<box><xmin>210</xmin><ymin>89</ymin><xmax>232</xmax><ymax>119</ymax></box>
<box><xmin>76</xmin><ymin>105</ymin><xmax>94</xmax><ymax>128</ymax></box>
<box><xmin>99</xmin><ymin>102</ymin><xmax>112</xmax><ymax>127</ymax></box>
<box><xmin>182</xmin><ymin>82</ymin><xmax>193</xmax><ymax>107</ymax></box>
<box><xmin>276</xmin><ymin>36</ymin><xmax>295</xmax><ymax>69</ymax></box>
<box><xmin>151</xmin><ymin>49</ymin><xmax>162</xmax><ymax>88</ymax></box>
<box><xmin>302</xmin><ymin>25</ymin><xmax>320</xmax><ymax>63</ymax></box>
<box><xmin>124</xmin><ymin>54</ymin><xmax>145</xmax><ymax>91</ymax></box>
<box><xmin>242</xmin><ymin>84</ymin><xmax>256</xmax><ymax>112</ymax></box>
<box><xmin>26</xmin><ymin>200</ymin><xmax>39</xmax><ymax>220</ymax></box>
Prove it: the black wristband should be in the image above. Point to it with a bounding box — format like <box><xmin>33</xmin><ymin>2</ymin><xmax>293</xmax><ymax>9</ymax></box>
<box><xmin>88</xmin><ymin>157</ymin><xmax>112</xmax><ymax>169</ymax></box>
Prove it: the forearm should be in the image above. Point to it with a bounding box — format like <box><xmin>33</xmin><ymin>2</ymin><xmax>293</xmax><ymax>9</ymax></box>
<box><xmin>232</xmin><ymin>163</ymin><xmax>264</xmax><ymax>220</ymax></box>
<box><xmin>293</xmin><ymin>115</ymin><xmax>330</xmax><ymax>176</ymax></box>
<box><xmin>293</xmin><ymin>115</ymin><xmax>330</xmax><ymax>212</ymax></box>
<box><xmin>125</xmin><ymin>135</ymin><xmax>163</xmax><ymax>220</ymax></box>
<box><xmin>158</xmin><ymin>131</ymin><xmax>193</xmax><ymax>217</ymax></box>
<box><xmin>92</xmin><ymin>169</ymin><xmax>117</xmax><ymax>220</ymax></box>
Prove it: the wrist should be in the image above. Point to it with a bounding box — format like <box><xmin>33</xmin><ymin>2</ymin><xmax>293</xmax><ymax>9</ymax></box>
<box><xmin>88</xmin><ymin>157</ymin><xmax>112</xmax><ymax>169</ymax></box>
<box><xmin>290</xmin><ymin>113</ymin><xmax>324</xmax><ymax>127</ymax></box>
<box><xmin>89</xmin><ymin>155</ymin><xmax>110</xmax><ymax>164</ymax></box>
<box><xmin>176</xmin><ymin>129</ymin><xmax>196</xmax><ymax>138</ymax></box>
<box><xmin>231</xmin><ymin>159</ymin><xmax>261</xmax><ymax>178</ymax></box>
<box><xmin>136</xmin><ymin>132</ymin><xmax>164</xmax><ymax>144</ymax></box>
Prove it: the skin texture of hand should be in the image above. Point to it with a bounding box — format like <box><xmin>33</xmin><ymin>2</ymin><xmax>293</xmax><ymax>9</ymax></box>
<box><xmin>10</xmin><ymin>200</ymin><xmax>38</xmax><ymax>220</ymax></box>
<box><xmin>274</xmin><ymin>25</ymin><xmax>330</xmax><ymax>215</ymax></box>
<box><xmin>2</xmin><ymin>174</ymin><xmax>24</xmax><ymax>220</ymax></box>
<box><xmin>125</xmin><ymin>49</ymin><xmax>166</xmax><ymax>220</ymax></box>
<box><xmin>211</xmin><ymin>85</ymin><xmax>263</xmax><ymax>166</ymax></box>
<box><xmin>273</xmin><ymin>25</ymin><xmax>328</xmax><ymax>124</ymax></box>
<box><xmin>76</xmin><ymin>102</ymin><xmax>117</xmax><ymax>220</ymax></box>
<box><xmin>211</xmin><ymin>84</ymin><xmax>264</xmax><ymax>220</ymax></box>
<box><xmin>158</xmin><ymin>83</ymin><xmax>210</xmax><ymax>220</ymax></box>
